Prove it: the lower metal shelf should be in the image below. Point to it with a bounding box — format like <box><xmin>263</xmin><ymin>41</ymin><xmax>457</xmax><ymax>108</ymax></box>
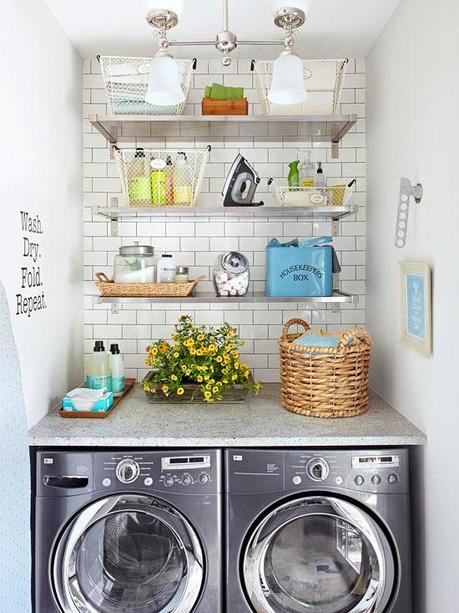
<box><xmin>96</xmin><ymin>291</ymin><xmax>356</xmax><ymax>305</ymax></box>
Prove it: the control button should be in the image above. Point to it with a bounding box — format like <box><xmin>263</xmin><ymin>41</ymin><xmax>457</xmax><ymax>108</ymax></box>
<box><xmin>335</xmin><ymin>476</ymin><xmax>343</xmax><ymax>485</ymax></box>
<box><xmin>144</xmin><ymin>477</ymin><xmax>153</xmax><ymax>486</ymax></box>
<box><xmin>199</xmin><ymin>473</ymin><xmax>210</xmax><ymax>485</ymax></box>
<box><xmin>306</xmin><ymin>458</ymin><xmax>330</xmax><ymax>482</ymax></box>
<box><xmin>354</xmin><ymin>475</ymin><xmax>365</xmax><ymax>486</ymax></box>
<box><xmin>388</xmin><ymin>473</ymin><xmax>399</xmax><ymax>484</ymax></box>
<box><xmin>116</xmin><ymin>459</ymin><xmax>140</xmax><ymax>484</ymax></box>
<box><xmin>293</xmin><ymin>475</ymin><xmax>302</xmax><ymax>485</ymax></box>
<box><xmin>102</xmin><ymin>478</ymin><xmax>111</xmax><ymax>487</ymax></box>
<box><xmin>182</xmin><ymin>474</ymin><xmax>192</xmax><ymax>486</ymax></box>
<box><xmin>164</xmin><ymin>476</ymin><xmax>174</xmax><ymax>488</ymax></box>
<box><xmin>371</xmin><ymin>475</ymin><xmax>381</xmax><ymax>485</ymax></box>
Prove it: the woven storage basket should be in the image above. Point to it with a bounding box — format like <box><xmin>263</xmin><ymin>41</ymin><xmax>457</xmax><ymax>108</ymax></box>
<box><xmin>95</xmin><ymin>273</ymin><xmax>204</xmax><ymax>298</ymax></box>
<box><xmin>279</xmin><ymin>318</ymin><xmax>372</xmax><ymax>418</ymax></box>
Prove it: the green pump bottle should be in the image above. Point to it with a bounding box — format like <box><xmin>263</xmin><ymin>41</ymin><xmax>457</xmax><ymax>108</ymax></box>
<box><xmin>288</xmin><ymin>160</ymin><xmax>300</xmax><ymax>190</ymax></box>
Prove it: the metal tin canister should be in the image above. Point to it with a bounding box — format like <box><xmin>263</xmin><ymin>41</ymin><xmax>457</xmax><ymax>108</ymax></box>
<box><xmin>220</xmin><ymin>252</ymin><xmax>249</xmax><ymax>275</ymax></box>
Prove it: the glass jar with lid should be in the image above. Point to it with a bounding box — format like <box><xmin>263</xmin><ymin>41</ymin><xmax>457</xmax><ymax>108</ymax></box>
<box><xmin>213</xmin><ymin>251</ymin><xmax>250</xmax><ymax>297</ymax></box>
<box><xmin>114</xmin><ymin>243</ymin><xmax>157</xmax><ymax>284</ymax></box>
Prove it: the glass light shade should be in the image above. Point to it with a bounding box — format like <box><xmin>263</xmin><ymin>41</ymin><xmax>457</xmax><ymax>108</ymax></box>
<box><xmin>271</xmin><ymin>0</ymin><xmax>312</xmax><ymax>17</ymax></box>
<box><xmin>143</xmin><ymin>0</ymin><xmax>184</xmax><ymax>15</ymax></box>
<box><xmin>145</xmin><ymin>56</ymin><xmax>185</xmax><ymax>106</ymax></box>
<box><xmin>267</xmin><ymin>54</ymin><xmax>307</xmax><ymax>105</ymax></box>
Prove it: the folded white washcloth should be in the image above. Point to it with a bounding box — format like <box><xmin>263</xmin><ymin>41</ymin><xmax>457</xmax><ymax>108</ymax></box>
<box><xmin>67</xmin><ymin>388</ymin><xmax>107</xmax><ymax>399</ymax></box>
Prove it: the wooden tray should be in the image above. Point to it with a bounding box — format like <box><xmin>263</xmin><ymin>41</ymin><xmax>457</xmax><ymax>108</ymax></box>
<box><xmin>202</xmin><ymin>97</ymin><xmax>248</xmax><ymax>115</ymax></box>
<box><xmin>58</xmin><ymin>378</ymin><xmax>136</xmax><ymax>418</ymax></box>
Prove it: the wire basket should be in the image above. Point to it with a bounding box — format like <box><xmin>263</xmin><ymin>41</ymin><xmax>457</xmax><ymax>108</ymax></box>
<box><xmin>269</xmin><ymin>179</ymin><xmax>353</xmax><ymax>207</ymax></box>
<box><xmin>114</xmin><ymin>147</ymin><xmax>210</xmax><ymax>208</ymax></box>
<box><xmin>253</xmin><ymin>58</ymin><xmax>348</xmax><ymax>116</ymax></box>
<box><xmin>99</xmin><ymin>55</ymin><xmax>194</xmax><ymax>115</ymax></box>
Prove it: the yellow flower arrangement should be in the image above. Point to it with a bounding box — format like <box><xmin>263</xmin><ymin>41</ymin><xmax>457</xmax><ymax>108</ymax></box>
<box><xmin>143</xmin><ymin>315</ymin><xmax>261</xmax><ymax>402</ymax></box>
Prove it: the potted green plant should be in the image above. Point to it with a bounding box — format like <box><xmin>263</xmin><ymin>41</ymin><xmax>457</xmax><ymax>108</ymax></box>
<box><xmin>143</xmin><ymin>315</ymin><xmax>261</xmax><ymax>403</ymax></box>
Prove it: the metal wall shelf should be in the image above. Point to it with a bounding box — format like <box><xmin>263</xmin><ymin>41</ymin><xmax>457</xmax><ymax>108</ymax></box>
<box><xmin>96</xmin><ymin>291</ymin><xmax>355</xmax><ymax>306</ymax></box>
<box><xmin>95</xmin><ymin>204</ymin><xmax>357</xmax><ymax>222</ymax></box>
<box><xmin>89</xmin><ymin>113</ymin><xmax>357</xmax><ymax>157</ymax></box>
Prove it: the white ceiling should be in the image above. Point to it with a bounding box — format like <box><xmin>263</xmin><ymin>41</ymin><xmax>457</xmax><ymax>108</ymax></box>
<box><xmin>43</xmin><ymin>0</ymin><xmax>401</xmax><ymax>59</ymax></box>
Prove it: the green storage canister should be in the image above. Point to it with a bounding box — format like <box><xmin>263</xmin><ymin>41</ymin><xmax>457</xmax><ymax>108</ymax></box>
<box><xmin>150</xmin><ymin>158</ymin><xmax>167</xmax><ymax>206</ymax></box>
<box><xmin>128</xmin><ymin>148</ymin><xmax>151</xmax><ymax>204</ymax></box>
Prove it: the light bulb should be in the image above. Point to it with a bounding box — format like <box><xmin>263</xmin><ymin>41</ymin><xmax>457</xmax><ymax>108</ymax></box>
<box><xmin>267</xmin><ymin>54</ymin><xmax>307</xmax><ymax>105</ymax></box>
<box><xmin>146</xmin><ymin>56</ymin><xmax>185</xmax><ymax>106</ymax></box>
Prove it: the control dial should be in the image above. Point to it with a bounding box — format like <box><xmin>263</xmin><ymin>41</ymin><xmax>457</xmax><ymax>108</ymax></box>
<box><xmin>182</xmin><ymin>474</ymin><xmax>193</xmax><ymax>486</ymax></box>
<box><xmin>116</xmin><ymin>459</ymin><xmax>140</xmax><ymax>484</ymax></box>
<box><xmin>306</xmin><ymin>458</ymin><xmax>330</xmax><ymax>482</ymax></box>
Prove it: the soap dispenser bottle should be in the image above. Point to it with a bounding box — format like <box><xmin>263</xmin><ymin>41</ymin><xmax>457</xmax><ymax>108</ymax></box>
<box><xmin>110</xmin><ymin>344</ymin><xmax>126</xmax><ymax>394</ymax></box>
<box><xmin>315</xmin><ymin>162</ymin><xmax>327</xmax><ymax>188</ymax></box>
<box><xmin>86</xmin><ymin>341</ymin><xmax>112</xmax><ymax>391</ymax></box>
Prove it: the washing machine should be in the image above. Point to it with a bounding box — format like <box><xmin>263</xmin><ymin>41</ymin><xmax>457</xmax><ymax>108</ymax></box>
<box><xmin>225</xmin><ymin>448</ymin><xmax>411</xmax><ymax>613</ymax></box>
<box><xmin>33</xmin><ymin>449</ymin><xmax>222</xmax><ymax>613</ymax></box>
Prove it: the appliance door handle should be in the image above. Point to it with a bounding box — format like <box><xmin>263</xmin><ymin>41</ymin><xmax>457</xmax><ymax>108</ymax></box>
<box><xmin>44</xmin><ymin>476</ymin><xmax>89</xmax><ymax>489</ymax></box>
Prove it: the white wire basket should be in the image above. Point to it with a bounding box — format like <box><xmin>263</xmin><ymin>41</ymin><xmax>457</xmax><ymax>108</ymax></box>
<box><xmin>253</xmin><ymin>58</ymin><xmax>348</xmax><ymax>116</ymax></box>
<box><xmin>99</xmin><ymin>55</ymin><xmax>195</xmax><ymax>116</ymax></box>
<box><xmin>114</xmin><ymin>147</ymin><xmax>210</xmax><ymax>208</ymax></box>
<box><xmin>269</xmin><ymin>180</ymin><xmax>353</xmax><ymax>207</ymax></box>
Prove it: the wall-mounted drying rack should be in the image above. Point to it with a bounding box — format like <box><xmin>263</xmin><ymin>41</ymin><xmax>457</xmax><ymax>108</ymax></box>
<box><xmin>395</xmin><ymin>177</ymin><xmax>424</xmax><ymax>248</ymax></box>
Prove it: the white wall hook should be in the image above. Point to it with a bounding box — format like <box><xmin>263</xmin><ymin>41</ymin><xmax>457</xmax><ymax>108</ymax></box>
<box><xmin>394</xmin><ymin>177</ymin><xmax>423</xmax><ymax>248</ymax></box>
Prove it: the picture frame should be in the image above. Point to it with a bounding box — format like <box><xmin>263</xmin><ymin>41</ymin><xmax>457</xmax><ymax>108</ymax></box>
<box><xmin>398</xmin><ymin>261</ymin><xmax>432</xmax><ymax>357</ymax></box>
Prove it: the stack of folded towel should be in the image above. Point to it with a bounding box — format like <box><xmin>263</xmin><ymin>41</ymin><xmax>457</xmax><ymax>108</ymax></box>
<box><xmin>204</xmin><ymin>83</ymin><xmax>244</xmax><ymax>100</ymax></box>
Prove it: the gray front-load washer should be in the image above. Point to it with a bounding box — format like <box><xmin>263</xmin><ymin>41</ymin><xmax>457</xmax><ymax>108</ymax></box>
<box><xmin>34</xmin><ymin>449</ymin><xmax>222</xmax><ymax>613</ymax></box>
<box><xmin>225</xmin><ymin>448</ymin><xmax>411</xmax><ymax>613</ymax></box>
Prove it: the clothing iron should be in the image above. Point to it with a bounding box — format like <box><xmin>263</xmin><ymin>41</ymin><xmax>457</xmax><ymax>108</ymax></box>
<box><xmin>222</xmin><ymin>154</ymin><xmax>264</xmax><ymax>207</ymax></box>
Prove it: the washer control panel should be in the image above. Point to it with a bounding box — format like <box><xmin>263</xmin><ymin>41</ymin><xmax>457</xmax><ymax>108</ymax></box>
<box><xmin>96</xmin><ymin>451</ymin><xmax>218</xmax><ymax>493</ymax></box>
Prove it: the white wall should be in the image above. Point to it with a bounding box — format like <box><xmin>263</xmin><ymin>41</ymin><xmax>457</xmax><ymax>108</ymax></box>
<box><xmin>0</xmin><ymin>0</ymin><xmax>83</xmax><ymax>427</ymax></box>
<box><xmin>367</xmin><ymin>0</ymin><xmax>459</xmax><ymax>610</ymax></box>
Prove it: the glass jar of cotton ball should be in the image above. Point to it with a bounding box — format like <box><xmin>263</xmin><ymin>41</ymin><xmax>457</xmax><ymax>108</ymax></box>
<box><xmin>213</xmin><ymin>252</ymin><xmax>250</xmax><ymax>297</ymax></box>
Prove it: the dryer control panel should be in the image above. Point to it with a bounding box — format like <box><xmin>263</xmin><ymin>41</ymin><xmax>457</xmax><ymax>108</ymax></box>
<box><xmin>226</xmin><ymin>448</ymin><xmax>409</xmax><ymax>495</ymax></box>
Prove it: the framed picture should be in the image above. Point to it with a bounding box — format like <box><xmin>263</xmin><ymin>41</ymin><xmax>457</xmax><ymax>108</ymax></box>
<box><xmin>398</xmin><ymin>261</ymin><xmax>432</xmax><ymax>356</ymax></box>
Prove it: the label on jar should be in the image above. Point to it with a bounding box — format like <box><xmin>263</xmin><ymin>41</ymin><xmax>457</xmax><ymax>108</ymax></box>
<box><xmin>111</xmin><ymin>376</ymin><xmax>126</xmax><ymax>394</ymax></box>
<box><xmin>86</xmin><ymin>375</ymin><xmax>112</xmax><ymax>391</ymax></box>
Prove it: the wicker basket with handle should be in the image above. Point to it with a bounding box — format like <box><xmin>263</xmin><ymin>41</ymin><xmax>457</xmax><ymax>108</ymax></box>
<box><xmin>279</xmin><ymin>318</ymin><xmax>372</xmax><ymax>418</ymax></box>
<box><xmin>95</xmin><ymin>273</ymin><xmax>205</xmax><ymax>298</ymax></box>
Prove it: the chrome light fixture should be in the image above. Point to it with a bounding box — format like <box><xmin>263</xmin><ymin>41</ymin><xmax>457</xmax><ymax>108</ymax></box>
<box><xmin>145</xmin><ymin>5</ymin><xmax>185</xmax><ymax>105</ymax></box>
<box><xmin>268</xmin><ymin>2</ymin><xmax>310</xmax><ymax>105</ymax></box>
<box><xmin>145</xmin><ymin>0</ymin><xmax>311</xmax><ymax>67</ymax></box>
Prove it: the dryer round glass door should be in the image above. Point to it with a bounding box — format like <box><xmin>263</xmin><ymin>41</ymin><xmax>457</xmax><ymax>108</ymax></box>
<box><xmin>243</xmin><ymin>496</ymin><xmax>395</xmax><ymax>613</ymax></box>
<box><xmin>52</xmin><ymin>494</ymin><xmax>204</xmax><ymax>613</ymax></box>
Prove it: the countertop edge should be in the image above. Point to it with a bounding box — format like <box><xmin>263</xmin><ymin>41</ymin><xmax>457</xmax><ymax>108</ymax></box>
<box><xmin>29</xmin><ymin>435</ymin><xmax>427</xmax><ymax>447</ymax></box>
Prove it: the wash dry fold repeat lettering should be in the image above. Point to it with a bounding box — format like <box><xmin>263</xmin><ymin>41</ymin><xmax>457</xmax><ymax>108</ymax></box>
<box><xmin>16</xmin><ymin>211</ymin><xmax>47</xmax><ymax>318</ymax></box>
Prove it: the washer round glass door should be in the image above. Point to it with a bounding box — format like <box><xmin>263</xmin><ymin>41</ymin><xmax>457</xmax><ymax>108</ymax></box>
<box><xmin>243</xmin><ymin>496</ymin><xmax>395</xmax><ymax>613</ymax></box>
<box><xmin>52</xmin><ymin>495</ymin><xmax>204</xmax><ymax>613</ymax></box>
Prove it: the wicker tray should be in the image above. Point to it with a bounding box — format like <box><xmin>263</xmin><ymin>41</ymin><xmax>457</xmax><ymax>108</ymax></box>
<box><xmin>279</xmin><ymin>318</ymin><xmax>372</xmax><ymax>419</ymax></box>
<box><xmin>96</xmin><ymin>273</ymin><xmax>205</xmax><ymax>298</ymax></box>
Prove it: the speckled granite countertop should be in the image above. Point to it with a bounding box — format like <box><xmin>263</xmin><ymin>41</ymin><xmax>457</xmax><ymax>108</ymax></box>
<box><xmin>29</xmin><ymin>384</ymin><xmax>426</xmax><ymax>448</ymax></box>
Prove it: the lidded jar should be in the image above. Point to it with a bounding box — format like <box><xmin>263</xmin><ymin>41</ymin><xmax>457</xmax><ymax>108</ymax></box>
<box><xmin>114</xmin><ymin>242</ymin><xmax>157</xmax><ymax>283</ymax></box>
<box><xmin>213</xmin><ymin>251</ymin><xmax>250</xmax><ymax>297</ymax></box>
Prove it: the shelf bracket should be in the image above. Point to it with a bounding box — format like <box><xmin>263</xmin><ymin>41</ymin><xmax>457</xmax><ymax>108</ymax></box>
<box><xmin>330</xmin><ymin>114</ymin><xmax>357</xmax><ymax>159</ymax></box>
<box><xmin>111</xmin><ymin>303</ymin><xmax>120</xmax><ymax>315</ymax></box>
<box><xmin>110</xmin><ymin>197</ymin><xmax>119</xmax><ymax>236</ymax></box>
<box><xmin>332</xmin><ymin>220</ymin><xmax>340</xmax><ymax>237</ymax></box>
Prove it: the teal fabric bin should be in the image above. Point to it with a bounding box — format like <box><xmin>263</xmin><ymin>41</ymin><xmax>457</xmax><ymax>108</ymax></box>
<box><xmin>266</xmin><ymin>237</ymin><xmax>340</xmax><ymax>297</ymax></box>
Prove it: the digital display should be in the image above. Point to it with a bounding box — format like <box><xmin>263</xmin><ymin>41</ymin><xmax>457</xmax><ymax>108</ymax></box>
<box><xmin>352</xmin><ymin>455</ymin><xmax>400</xmax><ymax>469</ymax></box>
<box><xmin>162</xmin><ymin>455</ymin><xmax>211</xmax><ymax>470</ymax></box>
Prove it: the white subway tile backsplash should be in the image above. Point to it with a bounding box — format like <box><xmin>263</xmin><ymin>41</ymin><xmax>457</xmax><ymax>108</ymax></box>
<box><xmin>83</xmin><ymin>57</ymin><xmax>366</xmax><ymax>381</ymax></box>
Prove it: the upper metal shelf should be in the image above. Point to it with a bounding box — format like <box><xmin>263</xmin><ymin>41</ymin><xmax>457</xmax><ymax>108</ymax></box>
<box><xmin>95</xmin><ymin>205</ymin><xmax>358</xmax><ymax>222</ymax></box>
<box><xmin>88</xmin><ymin>114</ymin><xmax>358</xmax><ymax>150</ymax></box>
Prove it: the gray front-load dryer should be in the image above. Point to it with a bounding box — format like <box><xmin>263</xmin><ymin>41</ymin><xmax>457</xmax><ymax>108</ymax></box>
<box><xmin>225</xmin><ymin>448</ymin><xmax>411</xmax><ymax>613</ymax></box>
<box><xmin>34</xmin><ymin>449</ymin><xmax>222</xmax><ymax>613</ymax></box>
